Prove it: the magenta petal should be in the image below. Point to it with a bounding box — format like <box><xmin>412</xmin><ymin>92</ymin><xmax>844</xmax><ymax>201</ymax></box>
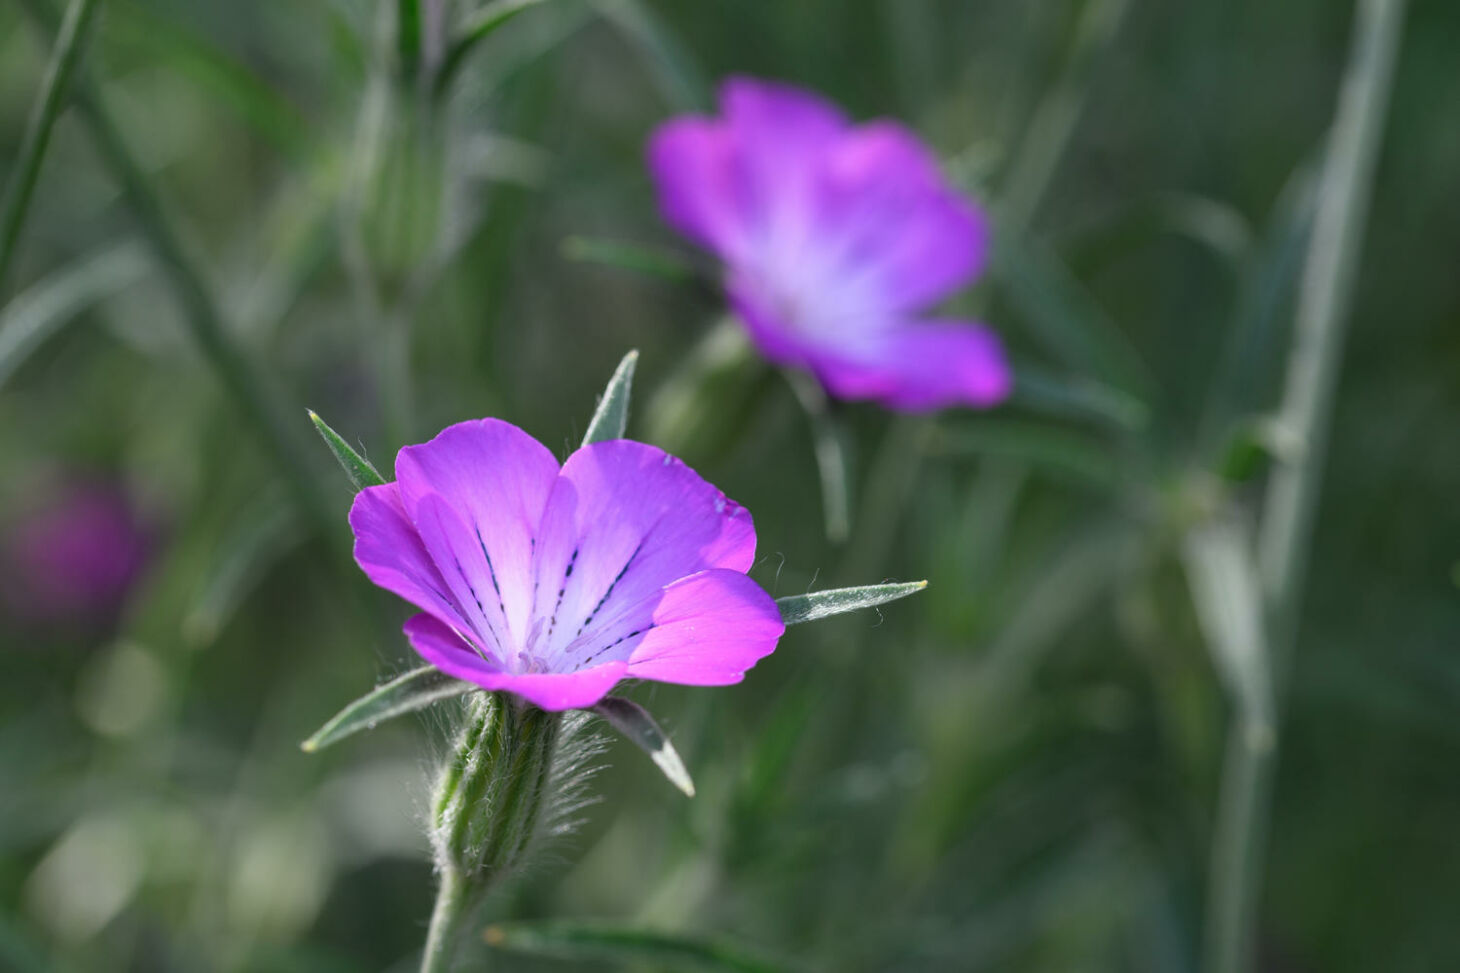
<box><xmin>647</xmin><ymin>118</ymin><xmax>746</xmax><ymax>255</ymax></box>
<box><xmin>646</xmin><ymin>76</ymin><xmax>1010</xmax><ymax>414</ymax></box>
<box><xmin>722</xmin><ymin>78</ymin><xmax>847</xmax><ymax>239</ymax></box>
<box><xmin>529</xmin><ymin>441</ymin><xmax>757</xmax><ymax>665</ymax></box>
<box><xmin>349</xmin><ymin>483</ymin><xmax>475</xmax><ymax>637</ymax></box>
<box><xmin>830</xmin><ymin>320</ymin><xmax>1012</xmax><ymax>411</ymax></box>
<box><xmin>395</xmin><ymin>419</ymin><xmax>559</xmax><ymax>645</ymax></box>
<box><xmin>721</xmin><ymin>76</ymin><xmax>847</xmax><ymax>173</ymax></box>
<box><xmin>410</xmin><ymin>492</ymin><xmax>513</xmax><ymax>660</ymax></box>
<box><xmin>822</xmin><ymin>122</ymin><xmax>989</xmax><ymax>310</ymax></box>
<box><xmin>405</xmin><ymin>613</ymin><xmax>628</xmax><ymax>711</ymax></box>
<box><xmin>625</xmin><ymin>569</ymin><xmax>784</xmax><ymax>686</ymax></box>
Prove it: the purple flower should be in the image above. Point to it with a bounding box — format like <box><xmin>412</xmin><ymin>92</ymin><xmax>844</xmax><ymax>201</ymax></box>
<box><xmin>349</xmin><ymin>418</ymin><xmax>785</xmax><ymax>711</ymax></box>
<box><xmin>648</xmin><ymin>77</ymin><xmax>1012</xmax><ymax>411</ymax></box>
<box><xmin>1</xmin><ymin>480</ymin><xmax>153</xmax><ymax>631</ymax></box>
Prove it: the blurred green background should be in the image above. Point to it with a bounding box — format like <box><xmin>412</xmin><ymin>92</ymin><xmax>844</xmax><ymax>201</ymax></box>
<box><xmin>1</xmin><ymin>0</ymin><xmax>1456</xmax><ymax>970</ymax></box>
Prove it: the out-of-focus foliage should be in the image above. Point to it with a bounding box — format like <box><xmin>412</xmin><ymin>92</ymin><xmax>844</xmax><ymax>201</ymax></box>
<box><xmin>0</xmin><ymin>0</ymin><xmax>1454</xmax><ymax>971</ymax></box>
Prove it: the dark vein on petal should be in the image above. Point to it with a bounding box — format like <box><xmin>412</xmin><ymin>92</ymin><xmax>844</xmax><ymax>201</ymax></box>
<box><xmin>546</xmin><ymin>547</ymin><xmax>578</xmax><ymax>639</ymax></box>
<box><xmin>474</xmin><ymin>524</ymin><xmax>508</xmax><ymax>619</ymax></box>
<box><xmin>448</xmin><ymin>552</ymin><xmax>503</xmax><ymax>648</ymax></box>
<box><xmin>577</xmin><ymin>625</ymin><xmax>651</xmax><ymax>669</ymax></box>
<box><xmin>576</xmin><ymin>539</ymin><xmax>645</xmax><ymax>638</ymax></box>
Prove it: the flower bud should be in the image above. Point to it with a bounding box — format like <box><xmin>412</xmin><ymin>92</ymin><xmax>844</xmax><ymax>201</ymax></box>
<box><xmin>430</xmin><ymin>691</ymin><xmax>562</xmax><ymax>883</ymax></box>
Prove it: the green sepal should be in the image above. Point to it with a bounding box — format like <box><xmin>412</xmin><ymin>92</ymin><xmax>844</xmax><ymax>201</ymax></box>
<box><xmin>776</xmin><ymin>581</ymin><xmax>927</xmax><ymax>626</ymax></box>
<box><xmin>308</xmin><ymin>410</ymin><xmax>386</xmax><ymax>490</ymax></box>
<box><xmin>591</xmin><ymin>696</ymin><xmax>694</xmax><ymax>797</ymax></box>
<box><xmin>300</xmin><ymin>666</ymin><xmax>472</xmax><ymax>752</ymax></box>
<box><xmin>582</xmin><ymin>350</ymin><xmax>639</xmax><ymax>446</ymax></box>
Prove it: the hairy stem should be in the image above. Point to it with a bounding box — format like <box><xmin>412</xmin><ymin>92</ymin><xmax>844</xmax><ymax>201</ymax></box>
<box><xmin>421</xmin><ymin>865</ymin><xmax>470</xmax><ymax>973</ymax></box>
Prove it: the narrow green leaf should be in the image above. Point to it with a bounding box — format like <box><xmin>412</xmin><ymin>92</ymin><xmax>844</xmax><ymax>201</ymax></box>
<box><xmin>932</xmin><ymin>419</ymin><xmax>1120</xmax><ymax>489</ymax></box>
<box><xmin>0</xmin><ymin>243</ymin><xmax>149</xmax><ymax>389</ymax></box>
<box><xmin>483</xmin><ymin>920</ymin><xmax>794</xmax><ymax>973</ymax></box>
<box><xmin>644</xmin><ymin>318</ymin><xmax>771</xmax><ymax>461</ymax></box>
<box><xmin>308</xmin><ymin>411</ymin><xmax>386</xmax><ymax>490</ymax></box>
<box><xmin>1008</xmin><ymin>362</ymin><xmax>1150</xmax><ymax>433</ymax></box>
<box><xmin>435</xmin><ymin>0</ymin><xmax>549</xmax><ymax>96</ymax></box>
<box><xmin>993</xmin><ymin>229</ymin><xmax>1154</xmax><ymax>401</ymax></box>
<box><xmin>588</xmin><ymin>0</ymin><xmax>710</xmax><ymax>111</ymax></box>
<box><xmin>1182</xmin><ymin>514</ymin><xmax>1272</xmax><ymax>726</ymax></box>
<box><xmin>17</xmin><ymin>0</ymin><xmax>336</xmax><ymax>537</ymax></box>
<box><xmin>109</xmin><ymin>1</ymin><xmax>312</xmax><ymax>159</ymax></box>
<box><xmin>998</xmin><ymin>0</ymin><xmax>1131</xmax><ymax>231</ymax></box>
<box><xmin>184</xmin><ymin>494</ymin><xmax>301</xmax><ymax>647</ymax></box>
<box><xmin>1065</xmin><ymin>192</ymin><xmax>1254</xmax><ymax>281</ymax></box>
<box><xmin>301</xmin><ymin>666</ymin><xmax>473</xmax><ymax>753</ymax></box>
<box><xmin>591</xmin><ymin>696</ymin><xmax>694</xmax><ymax>797</ymax></box>
<box><xmin>582</xmin><ymin>350</ymin><xmax>639</xmax><ymax>446</ymax></box>
<box><xmin>976</xmin><ymin>518</ymin><xmax>1136</xmax><ymax>692</ymax></box>
<box><xmin>561</xmin><ymin>235</ymin><xmax>698</xmax><ymax>282</ymax></box>
<box><xmin>1201</xmin><ymin>162</ymin><xmax>1318</xmax><ymax>449</ymax></box>
<box><xmin>0</xmin><ymin>0</ymin><xmax>103</xmax><ymax>291</ymax></box>
<box><xmin>776</xmin><ymin>581</ymin><xmax>928</xmax><ymax>626</ymax></box>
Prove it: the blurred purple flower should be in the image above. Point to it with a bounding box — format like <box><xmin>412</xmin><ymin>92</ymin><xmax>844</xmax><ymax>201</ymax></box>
<box><xmin>349</xmin><ymin>418</ymin><xmax>784</xmax><ymax>711</ymax></box>
<box><xmin>649</xmin><ymin>77</ymin><xmax>1012</xmax><ymax>411</ymax></box>
<box><xmin>1</xmin><ymin>481</ymin><xmax>152</xmax><ymax>629</ymax></box>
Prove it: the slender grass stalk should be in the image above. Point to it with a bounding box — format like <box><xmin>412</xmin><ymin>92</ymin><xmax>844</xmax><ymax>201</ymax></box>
<box><xmin>77</xmin><ymin>92</ymin><xmax>335</xmax><ymax>531</ymax></box>
<box><xmin>14</xmin><ymin>0</ymin><xmax>334</xmax><ymax>536</ymax></box>
<box><xmin>1203</xmin><ymin>3</ymin><xmax>1407</xmax><ymax>972</ymax></box>
<box><xmin>999</xmin><ymin>0</ymin><xmax>1132</xmax><ymax>232</ymax></box>
<box><xmin>1258</xmin><ymin>0</ymin><xmax>1408</xmax><ymax>663</ymax></box>
<box><xmin>0</xmin><ymin>0</ymin><xmax>103</xmax><ymax>293</ymax></box>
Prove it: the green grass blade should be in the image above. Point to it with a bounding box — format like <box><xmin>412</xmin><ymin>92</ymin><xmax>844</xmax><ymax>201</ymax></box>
<box><xmin>562</xmin><ymin>235</ymin><xmax>698</xmax><ymax>282</ymax></box>
<box><xmin>582</xmin><ymin>350</ymin><xmax>639</xmax><ymax>446</ymax></box>
<box><xmin>301</xmin><ymin>666</ymin><xmax>473</xmax><ymax>752</ymax></box>
<box><xmin>0</xmin><ymin>243</ymin><xmax>149</xmax><ymax>389</ymax></box>
<box><xmin>17</xmin><ymin>0</ymin><xmax>336</xmax><ymax>536</ymax></box>
<box><xmin>591</xmin><ymin>696</ymin><xmax>694</xmax><ymax>797</ymax></box>
<box><xmin>999</xmin><ymin>0</ymin><xmax>1132</xmax><ymax>231</ymax></box>
<box><xmin>308</xmin><ymin>411</ymin><xmax>387</xmax><ymax>490</ymax></box>
<box><xmin>0</xmin><ymin>0</ymin><xmax>103</xmax><ymax>292</ymax></box>
<box><xmin>776</xmin><ymin>581</ymin><xmax>927</xmax><ymax>626</ymax></box>
<box><xmin>396</xmin><ymin>0</ymin><xmax>422</xmax><ymax>79</ymax></box>
<box><xmin>931</xmin><ymin>419</ymin><xmax>1121</xmax><ymax>489</ymax></box>
<box><xmin>183</xmin><ymin>494</ymin><xmax>301</xmax><ymax>647</ymax></box>
<box><xmin>994</xmin><ymin>229</ymin><xmax>1154</xmax><ymax>401</ymax></box>
<box><xmin>435</xmin><ymin>0</ymin><xmax>549</xmax><ymax>97</ymax></box>
<box><xmin>482</xmin><ymin>920</ymin><xmax>795</xmax><ymax>973</ymax></box>
<box><xmin>589</xmin><ymin>0</ymin><xmax>710</xmax><ymax>111</ymax></box>
<box><xmin>109</xmin><ymin>0</ymin><xmax>312</xmax><ymax>160</ymax></box>
<box><xmin>1007</xmin><ymin>362</ymin><xmax>1149</xmax><ymax>433</ymax></box>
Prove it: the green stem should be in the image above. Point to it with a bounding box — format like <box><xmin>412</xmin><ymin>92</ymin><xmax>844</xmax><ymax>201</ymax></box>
<box><xmin>1258</xmin><ymin>0</ymin><xmax>1407</xmax><ymax>663</ymax></box>
<box><xmin>421</xmin><ymin>865</ymin><xmax>470</xmax><ymax>973</ymax></box>
<box><xmin>15</xmin><ymin>0</ymin><xmax>334</xmax><ymax>538</ymax></box>
<box><xmin>425</xmin><ymin>696</ymin><xmax>562</xmax><ymax>970</ymax></box>
<box><xmin>1203</xmin><ymin>715</ymin><xmax>1275</xmax><ymax>973</ymax></box>
<box><xmin>1203</xmin><ymin>3</ymin><xmax>1407</xmax><ymax>972</ymax></box>
<box><xmin>0</xmin><ymin>0</ymin><xmax>103</xmax><ymax>293</ymax></box>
